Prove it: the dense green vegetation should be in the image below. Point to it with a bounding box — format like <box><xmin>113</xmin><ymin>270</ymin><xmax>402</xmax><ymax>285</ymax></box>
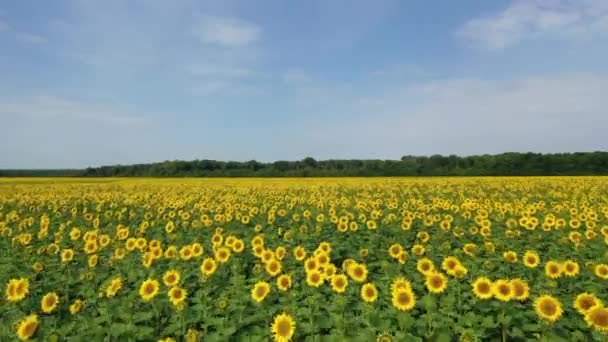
<box><xmin>2</xmin><ymin>152</ymin><xmax>607</xmax><ymax>177</ymax></box>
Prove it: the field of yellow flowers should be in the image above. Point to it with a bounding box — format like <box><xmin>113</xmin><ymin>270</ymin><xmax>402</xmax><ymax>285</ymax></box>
<box><xmin>1</xmin><ymin>177</ymin><xmax>608</xmax><ymax>341</ymax></box>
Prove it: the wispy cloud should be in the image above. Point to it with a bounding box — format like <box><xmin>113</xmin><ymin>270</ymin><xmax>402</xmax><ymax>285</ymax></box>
<box><xmin>0</xmin><ymin>95</ymin><xmax>144</xmax><ymax>125</ymax></box>
<box><xmin>457</xmin><ymin>0</ymin><xmax>608</xmax><ymax>50</ymax></box>
<box><xmin>16</xmin><ymin>32</ymin><xmax>47</xmax><ymax>44</ymax></box>
<box><xmin>192</xmin><ymin>15</ymin><xmax>260</xmax><ymax>47</ymax></box>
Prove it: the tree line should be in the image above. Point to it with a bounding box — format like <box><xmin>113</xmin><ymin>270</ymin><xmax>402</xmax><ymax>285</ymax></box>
<box><xmin>2</xmin><ymin>152</ymin><xmax>608</xmax><ymax>177</ymax></box>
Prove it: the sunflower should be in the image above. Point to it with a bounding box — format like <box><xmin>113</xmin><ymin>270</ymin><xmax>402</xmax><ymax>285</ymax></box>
<box><xmin>262</xmin><ymin>250</ymin><xmax>276</xmax><ymax>263</ymax></box>
<box><xmin>534</xmin><ymin>295</ymin><xmax>563</xmax><ymax>322</ymax></box>
<box><xmin>545</xmin><ymin>261</ymin><xmax>563</xmax><ymax>279</ymax></box>
<box><xmin>139</xmin><ymin>279</ymin><xmax>160</xmax><ymax>301</ymax></box>
<box><xmin>265</xmin><ymin>260</ymin><xmax>282</xmax><ymax>277</ymax></box>
<box><xmin>32</xmin><ymin>262</ymin><xmax>43</xmax><ymax>272</ymax></box>
<box><xmin>319</xmin><ymin>241</ymin><xmax>332</xmax><ymax>254</ymax></box>
<box><xmin>304</xmin><ymin>257</ymin><xmax>319</xmax><ymax>272</ymax></box>
<box><xmin>388</xmin><ymin>244</ymin><xmax>403</xmax><ymax>259</ymax></box>
<box><xmin>306</xmin><ymin>270</ymin><xmax>324</xmax><ymax>287</ymax></box>
<box><xmin>271</xmin><ymin>312</ymin><xmax>296</xmax><ymax>342</ymax></box>
<box><xmin>293</xmin><ymin>246</ymin><xmax>307</xmax><ymax>261</ymax></box>
<box><xmin>69</xmin><ymin>299</ymin><xmax>84</xmax><ymax>314</ymax></box>
<box><xmin>503</xmin><ymin>251</ymin><xmax>517</xmax><ymax>263</ymax></box>
<box><xmin>463</xmin><ymin>243</ymin><xmax>477</xmax><ymax>256</ymax></box>
<box><xmin>347</xmin><ymin>263</ymin><xmax>368</xmax><ymax>283</ymax></box>
<box><xmin>523</xmin><ymin>250</ymin><xmax>540</xmax><ymax>268</ymax></box>
<box><xmin>191</xmin><ymin>243</ymin><xmax>204</xmax><ymax>257</ymax></box>
<box><xmin>6</xmin><ymin>278</ymin><xmax>29</xmax><ymax>302</ymax></box>
<box><xmin>41</xmin><ymin>292</ymin><xmax>59</xmax><ymax>313</ymax></box>
<box><xmin>442</xmin><ymin>256</ymin><xmax>460</xmax><ymax>275</ymax></box>
<box><xmin>315</xmin><ymin>252</ymin><xmax>330</xmax><ymax>267</ymax></box>
<box><xmin>251</xmin><ymin>281</ymin><xmax>271</xmax><ymax>303</ymax></box>
<box><xmin>168</xmin><ymin>286</ymin><xmax>187</xmax><ymax>307</ymax></box>
<box><xmin>594</xmin><ymin>264</ymin><xmax>608</xmax><ymax>279</ymax></box>
<box><xmin>574</xmin><ymin>293</ymin><xmax>602</xmax><ymax>315</ymax></box>
<box><xmin>412</xmin><ymin>244</ymin><xmax>425</xmax><ymax>256</ymax></box>
<box><xmin>584</xmin><ymin>306</ymin><xmax>608</xmax><ymax>332</ymax></box>
<box><xmin>425</xmin><ymin>272</ymin><xmax>448</xmax><ymax>294</ymax></box>
<box><xmin>359</xmin><ymin>248</ymin><xmax>369</xmax><ymax>258</ymax></box>
<box><xmin>106</xmin><ymin>277</ymin><xmax>123</xmax><ymax>298</ymax></box>
<box><xmin>277</xmin><ymin>274</ymin><xmax>292</xmax><ymax>291</ymax></box>
<box><xmin>391</xmin><ymin>277</ymin><xmax>412</xmax><ymax>293</ymax></box>
<box><xmin>377</xmin><ymin>332</ymin><xmax>392</xmax><ymax>342</ymax></box>
<box><xmin>510</xmin><ymin>279</ymin><xmax>529</xmax><ymax>301</ymax></box>
<box><xmin>61</xmin><ymin>249</ymin><xmax>74</xmax><ymax>263</ymax></box>
<box><xmin>179</xmin><ymin>246</ymin><xmax>193</xmax><ymax>261</ymax></box>
<box><xmin>492</xmin><ymin>279</ymin><xmax>513</xmax><ymax>302</ymax></box>
<box><xmin>392</xmin><ymin>287</ymin><xmax>416</xmax><ymax>311</ymax></box>
<box><xmin>417</xmin><ymin>258</ymin><xmax>435</xmax><ymax>275</ymax></box>
<box><xmin>200</xmin><ymin>258</ymin><xmax>218</xmax><ymax>276</ymax></box>
<box><xmin>361</xmin><ymin>283</ymin><xmax>378</xmax><ymax>303</ymax></box>
<box><xmin>330</xmin><ymin>274</ymin><xmax>348</xmax><ymax>293</ymax></box>
<box><xmin>215</xmin><ymin>247</ymin><xmax>231</xmax><ymax>263</ymax></box>
<box><xmin>15</xmin><ymin>314</ymin><xmax>38</xmax><ymax>341</ymax></box>
<box><xmin>232</xmin><ymin>239</ymin><xmax>245</xmax><ymax>253</ymax></box>
<box><xmin>163</xmin><ymin>269</ymin><xmax>181</xmax><ymax>287</ymax></box>
<box><xmin>471</xmin><ymin>277</ymin><xmax>493</xmax><ymax>300</ymax></box>
<box><xmin>562</xmin><ymin>260</ymin><xmax>579</xmax><ymax>277</ymax></box>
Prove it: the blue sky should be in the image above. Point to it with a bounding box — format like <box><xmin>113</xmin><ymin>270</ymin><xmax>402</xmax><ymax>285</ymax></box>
<box><xmin>1</xmin><ymin>0</ymin><xmax>607</xmax><ymax>168</ymax></box>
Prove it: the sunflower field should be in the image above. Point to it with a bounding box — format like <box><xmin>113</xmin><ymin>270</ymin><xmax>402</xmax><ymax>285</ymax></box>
<box><xmin>1</xmin><ymin>177</ymin><xmax>608</xmax><ymax>341</ymax></box>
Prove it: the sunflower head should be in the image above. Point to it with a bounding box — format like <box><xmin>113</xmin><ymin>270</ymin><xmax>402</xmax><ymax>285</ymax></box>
<box><xmin>534</xmin><ymin>295</ymin><xmax>563</xmax><ymax>322</ymax></box>
<box><xmin>271</xmin><ymin>313</ymin><xmax>296</xmax><ymax>342</ymax></box>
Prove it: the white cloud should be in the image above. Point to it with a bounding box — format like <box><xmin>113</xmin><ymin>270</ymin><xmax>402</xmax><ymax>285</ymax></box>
<box><xmin>458</xmin><ymin>0</ymin><xmax>608</xmax><ymax>49</ymax></box>
<box><xmin>192</xmin><ymin>15</ymin><xmax>260</xmax><ymax>47</ymax></box>
<box><xmin>185</xmin><ymin>65</ymin><xmax>257</xmax><ymax>78</ymax></box>
<box><xmin>0</xmin><ymin>95</ymin><xmax>143</xmax><ymax>125</ymax></box>
<box><xmin>16</xmin><ymin>32</ymin><xmax>48</xmax><ymax>44</ymax></box>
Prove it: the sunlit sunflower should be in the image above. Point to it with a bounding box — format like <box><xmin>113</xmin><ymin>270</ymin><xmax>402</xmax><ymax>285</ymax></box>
<box><xmin>347</xmin><ymin>263</ymin><xmax>368</xmax><ymax>283</ymax></box>
<box><xmin>304</xmin><ymin>257</ymin><xmax>319</xmax><ymax>273</ymax></box>
<box><xmin>463</xmin><ymin>243</ymin><xmax>477</xmax><ymax>256</ymax></box>
<box><xmin>471</xmin><ymin>277</ymin><xmax>493</xmax><ymax>300</ymax></box>
<box><xmin>330</xmin><ymin>274</ymin><xmax>348</xmax><ymax>293</ymax></box>
<box><xmin>265</xmin><ymin>260</ymin><xmax>282</xmax><ymax>277</ymax></box>
<box><xmin>41</xmin><ymin>292</ymin><xmax>59</xmax><ymax>313</ymax></box>
<box><xmin>200</xmin><ymin>257</ymin><xmax>218</xmax><ymax>276</ymax></box>
<box><xmin>510</xmin><ymin>278</ymin><xmax>530</xmax><ymax>301</ymax></box>
<box><xmin>163</xmin><ymin>269</ymin><xmax>181</xmax><ymax>287</ymax></box>
<box><xmin>503</xmin><ymin>251</ymin><xmax>517</xmax><ymax>263</ymax></box>
<box><xmin>214</xmin><ymin>247</ymin><xmax>231</xmax><ymax>263</ymax></box>
<box><xmin>417</xmin><ymin>258</ymin><xmax>435</xmax><ymax>275</ymax></box>
<box><xmin>6</xmin><ymin>278</ymin><xmax>29</xmax><ymax>302</ymax></box>
<box><xmin>594</xmin><ymin>264</ymin><xmax>608</xmax><ymax>279</ymax></box>
<box><xmin>388</xmin><ymin>244</ymin><xmax>403</xmax><ymax>259</ymax></box>
<box><xmin>315</xmin><ymin>252</ymin><xmax>330</xmax><ymax>267</ymax></box>
<box><xmin>191</xmin><ymin>243</ymin><xmax>204</xmax><ymax>257</ymax></box>
<box><xmin>574</xmin><ymin>292</ymin><xmax>602</xmax><ymax>315</ymax></box>
<box><xmin>562</xmin><ymin>260</ymin><xmax>580</xmax><ymax>277</ymax></box>
<box><xmin>523</xmin><ymin>250</ymin><xmax>540</xmax><ymax>268</ymax></box>
<box><xmin>251</xmin><ymin>281</ymin><xmax>271</xmax><ymax>303</ymax></box>
<box><xmin>492</xmin><ymin>279</ymin><xmax>513</xmax><ymax>302</ymax></box>
<box><xmin>61</xmin><ymin>248</ymin><xmax>74</xmax><ymax>263</ymax></box>
<box><xmin>392</xmin><ymin>288</ymin><xmax>416</xmax><ymax>311</ymax></box>
<box><xmin>69</xmin><ymin>299</ymin><xmax>84</xmax><ymax>314</ymax></box>
<box><xmin>306</xmin><ymin>270</ymin><xmax>324</xmax><ymax>288</ymax></box>
<box><xmin>391</xmin><ymin>277</ymin><xmax>412</xmax><ymax>293</ymax></box>
<box><xmin>361</xmin><ymin>283</ymin><xmax>378</xmax><ymax>303</ymax></box>
<box><xmin>139</xmin><ymin>279</ymin><xmax>160</xmax><ymax>301</ymax></box>
<box><xmin>293</xmin><ymin>246</ymin><xmax>307</xmax><ymax>261</ymax></box>
<box><xmin>168</xmin><ymin>286</ymin><xmax>187</xmax><ymax>307</ymax></box>
<box><xmin>584</xmin><ymin>306</ymin><xmax>608</xmax><ymax>332</ymax></box>
<box><xmin>106</xmin><ymin>277</ymin><xmax>123</xmax><ymax>298</ymax></box>
<box><xmin>271</xmin><ymin>312</ymin><xmax>296</xmax><ymax>342</ymax></box>
<box><xmin>534</xmin><ymin>295</ymin><xmax>563</xmax><ymax>322</ymax></box>
<box><xmin>545</xmin><ymin>261</ymin><xmax>563</xmax><ymax>279</ymax></box>
<box><xmin>15</xmin><ymin>314</ymin><xmax>38</xmax><ymax>341</ymax></box>
<box><xmin>232</xmin><ymin>239</ymin><xmax>245</xmax><ymax>253</ymax></box>
<box><xmin>277</xmin><ymin>274</ymin><xmax>292</xmax><ymax>291</ymax></box>
<box><xmin>425</xmin><ymin>272</ymin><xmax>448</xmax><ymax>294</ymax></box>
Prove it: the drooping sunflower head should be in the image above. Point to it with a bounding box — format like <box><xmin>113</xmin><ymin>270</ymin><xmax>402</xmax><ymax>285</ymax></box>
<box><xmin>534</xmin><ymin>295</ymin><xmax>563</xmax><ymax>322</ymax></box>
